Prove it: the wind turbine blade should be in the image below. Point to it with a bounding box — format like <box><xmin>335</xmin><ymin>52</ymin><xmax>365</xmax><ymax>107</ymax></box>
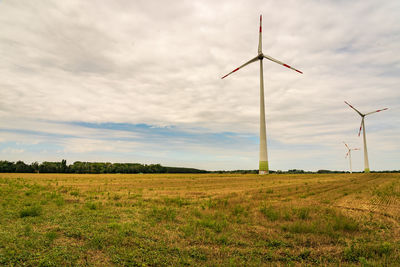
<box><xmin>258</xmin><ymin>15</ymin><xmax>262</xmax><ymax>54</ymax></box>
<box><xmin>343</xmin><ymin>142</ymin><xmax>349</xmax><ymax>149</ymax></box>
<box><xmin>353</xmin><ymin>148</ymin><xmax>360</xmax><ymax>150</ymax></box>
<box><xmin>344</xmin><ymin>101</ymin><xmax>363</xmax><ymax>116</ymax></box>
<box><xmin>263</xmin><ymin>54</ymin><xmax>303</xmax><ymax>74</ymax></box>
<box><xmin>345</xmin><ymin>152</ymin><xmax>349</xmax><ymax>158</ymax></box>
<box><xmin>358</xmin><ymin>119</ymin><xmax>363</xmax><ymax>137</ymax></box>
<box><xmin>365</xmin><ymin>108</ymin><xmax>388</xmax><ymax>116</ymax></box>
<box><xmin>221</xmin><ymin>56</ymin><xmax>259</xmax><ymax>79</ymax></box>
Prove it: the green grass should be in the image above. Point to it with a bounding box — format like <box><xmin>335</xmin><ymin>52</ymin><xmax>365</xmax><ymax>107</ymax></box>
<box><xmin>19</xmin><ymin>205</ymin><xmax>42</xmax><ymax>218</ymax></box>
<box><xmin>260</xmin><ymin>204</ymin><xmax>280</xmax><ymax>221</ymax></box>
<box><xmin>0</xmin><ymin>173</ymin><xmax>399</xmax><ymax>266</ymax></box>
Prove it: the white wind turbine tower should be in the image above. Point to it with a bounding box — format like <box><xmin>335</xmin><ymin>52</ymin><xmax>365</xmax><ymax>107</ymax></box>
<box><xmin>221</xmin><ymin>15</ymin><xmax>302</xmax><ymax>175</ymax></box>
<box><xmin>343</xmin><ymin>142</ymin><xmax>359</xmax><ymax>173</ymax></box>
<box><xmin>344</xmin><ymin>101</ymin><xmax>388</xmax><ymax>173</ymax></box>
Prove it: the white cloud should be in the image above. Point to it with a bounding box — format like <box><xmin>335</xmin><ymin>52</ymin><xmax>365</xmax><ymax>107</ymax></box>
<box><xmin>0</xmin><ymin>0</ymin><xmax>399</xmax><ymax>170</ymax></box>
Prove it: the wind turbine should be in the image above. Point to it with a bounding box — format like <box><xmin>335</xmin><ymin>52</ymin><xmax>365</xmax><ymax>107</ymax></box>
<box><xmin>221</xmin><ymin>15</ymin><xmax>302</xmax><ymax>175</ymax></box>
<box><xmin>343</xmin><ymin>142</ymin><xmax>359</xmax><ymax>173</ymax></box>
<box><xmin>344</xmin><ymin>101</ymin><xmax>388</xmax><ymax>173</ymax></box>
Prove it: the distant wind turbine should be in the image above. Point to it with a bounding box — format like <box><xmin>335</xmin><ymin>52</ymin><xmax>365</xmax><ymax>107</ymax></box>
<box><xmin>343</xmin><ymin>142</ymin><xmax>359</xmax><ymax>173</ymax></box>
<box><xmin>344</xmin><ymin>101</ymin><xmax>388</xmax><ymax>173</ymax></box>
<box><xmin>221</xmin><ymin>15</ymin><xmax>302</xmax><ymax>175</ymax></box>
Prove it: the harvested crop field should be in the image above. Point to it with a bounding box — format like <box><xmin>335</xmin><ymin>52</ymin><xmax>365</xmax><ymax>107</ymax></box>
<box><xmin>0</xmin><ymin>173</ymin><xmax>399</xmax><ymax>266</ymax></box>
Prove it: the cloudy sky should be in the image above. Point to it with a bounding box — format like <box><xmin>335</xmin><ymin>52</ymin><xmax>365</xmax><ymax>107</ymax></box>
<box><xmin>0</xmin><ymin>0</ymin><xmax>399</xmax><ymax>171</ymax></box>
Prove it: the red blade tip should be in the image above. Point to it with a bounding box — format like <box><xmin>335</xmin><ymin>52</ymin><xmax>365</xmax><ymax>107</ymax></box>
<box><xmin>221</xmin><ymin>67</ymin><xmax>240</xmax><ymax>79</ymax></box>
<box><xmin>283</xmin><ymin>64</ymin><xmax>303</xmax><ymax>74</ymax></box>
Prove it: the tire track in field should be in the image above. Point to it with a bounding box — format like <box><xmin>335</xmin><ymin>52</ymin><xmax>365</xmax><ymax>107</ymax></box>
<box><xmin>267</xmin><ymin>175</ymin><xmax>395</xmax><ymax>219</ymax></box>
<box><xmin>368</xmin><ymin>191</ymin><xmax>400</xmax><ymax>218</ymax></box>
<box><xmin>333</xmin><ymin>204</ymin><xmax>398</xmax><ymax>220</ymax></box>
<box><xmin>333</xmin><ymin>176</ymin><xmax>400</xmax><ymax>233</ymax></box>
<box><xmin>281</xmin><ymin>175</ymin><xmax>380</xmax><ymax>201</ymax></box>
<box><xmin>333</xmin><ymin>204</ymin><xmax>400</xmax><ymax>239</ymax></box>
<box><xmin>314</xmin><ymin>175</ymin><xmax>380</xmax><ymax>198</ymax></box>
<box><xmin>245</xmin><ymin>175</ymin><xmax>382</xmax><ymax>209</ymax></box>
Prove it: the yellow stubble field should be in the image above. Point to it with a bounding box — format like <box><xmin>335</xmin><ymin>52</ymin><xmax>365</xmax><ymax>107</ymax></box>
<box><xmin>0</xmin><ymin>172</ymin><xmax>399</xmax><ymax>265</ymax></box>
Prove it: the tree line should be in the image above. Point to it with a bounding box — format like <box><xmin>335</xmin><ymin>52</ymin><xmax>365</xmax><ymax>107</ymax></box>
<box><xmin>1</xmin><ymin>160</ymin><xmax>398</xmax><ymax>174</ymax></box>
<box><xmin>0</xmin><ymin>160</ymin><xmax>207</xmax><ymax>174</ymax></box>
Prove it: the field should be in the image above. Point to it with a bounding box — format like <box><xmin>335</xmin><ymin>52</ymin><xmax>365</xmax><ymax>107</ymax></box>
<box><xmin>0</xmin><ymin>173</ymin><xmax>399</xmax><ymax>266</ymax></box>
